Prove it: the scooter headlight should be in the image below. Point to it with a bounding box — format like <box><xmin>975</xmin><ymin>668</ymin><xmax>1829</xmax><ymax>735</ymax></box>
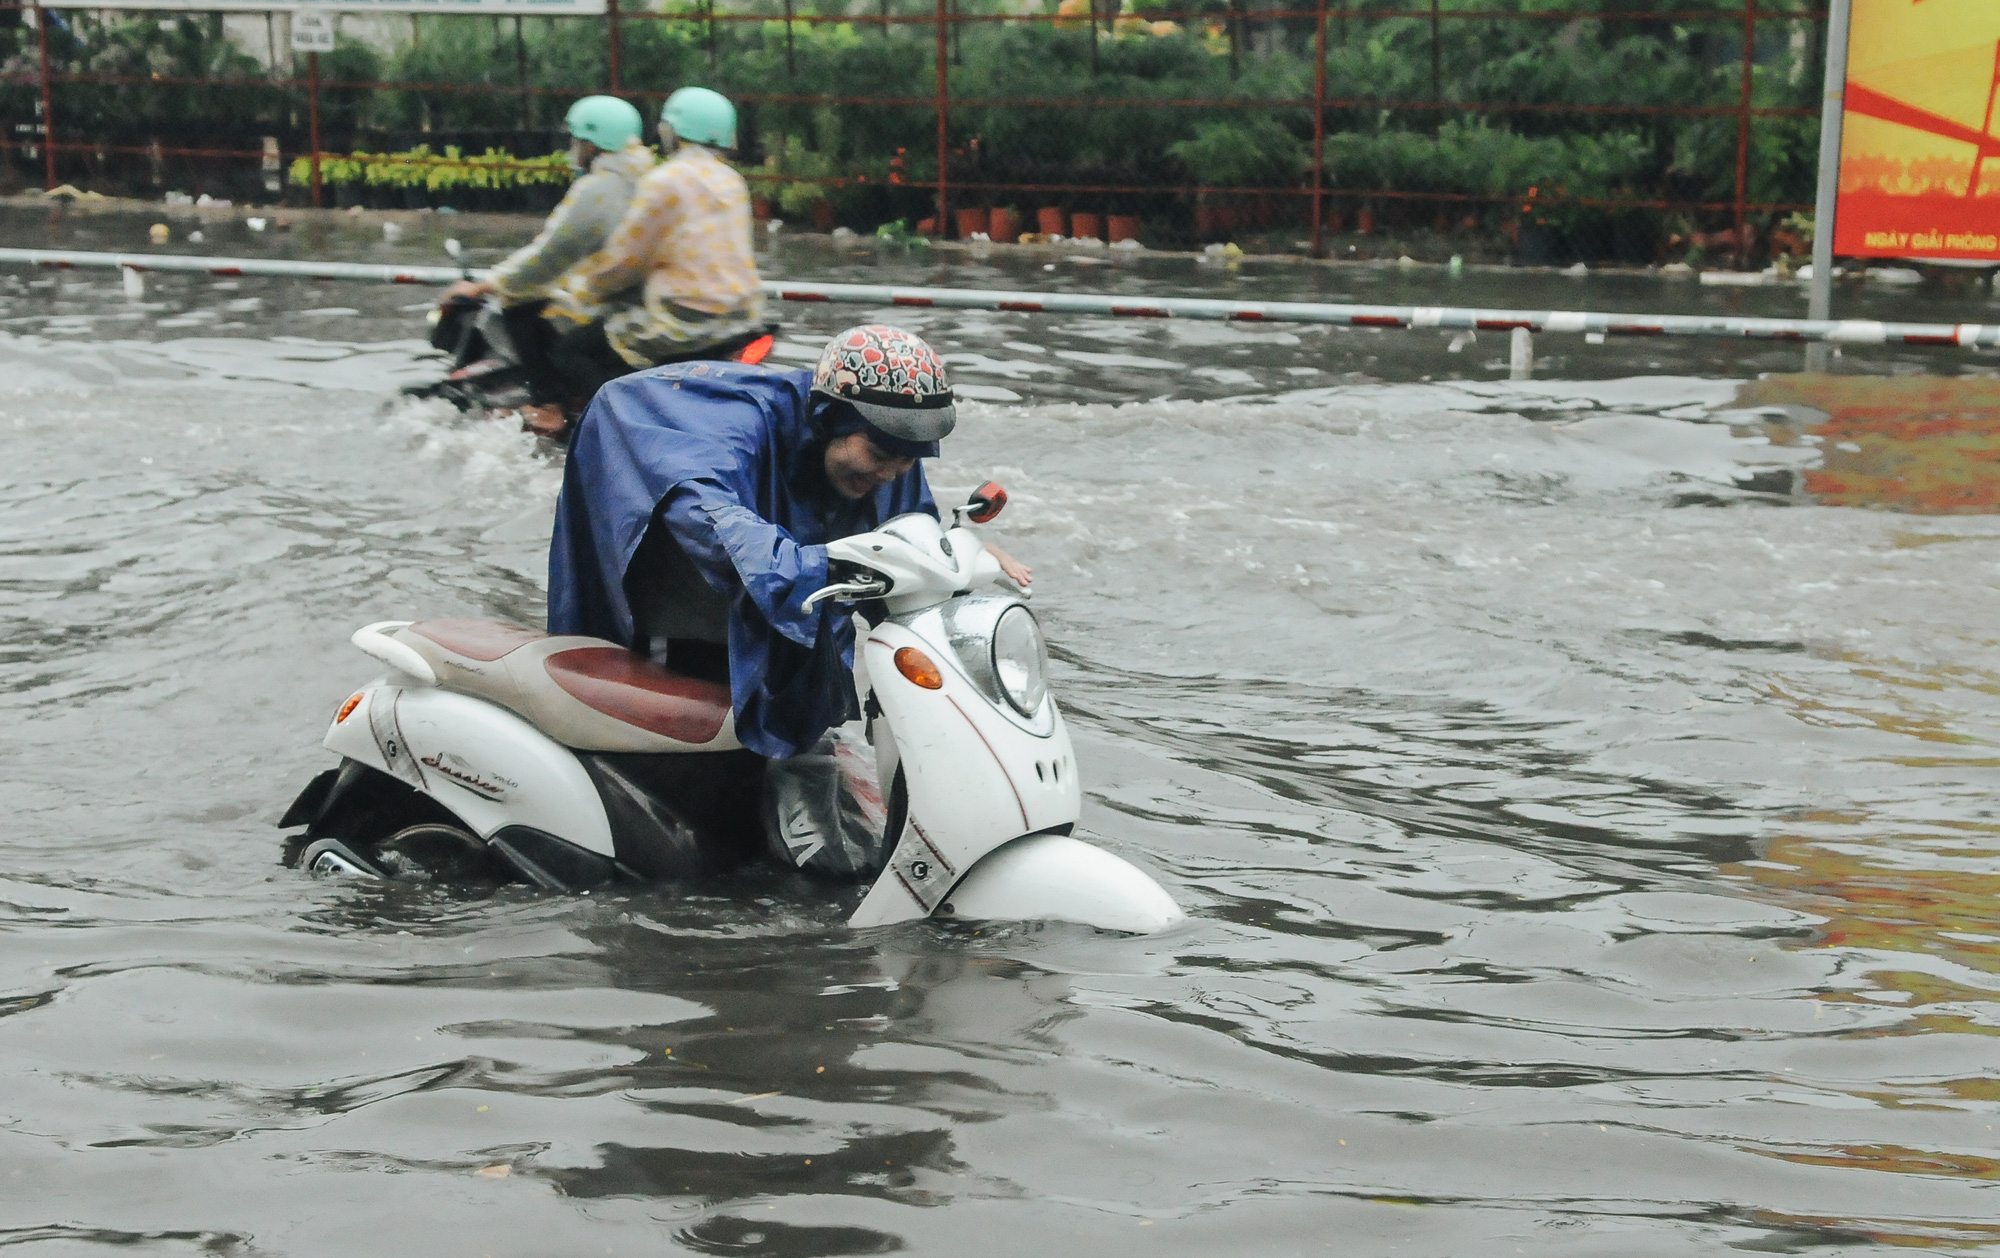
<box><xmin>991</xmin><ymin>605</ymin><xmax>1049</xmax><ymax>716</ymax></box>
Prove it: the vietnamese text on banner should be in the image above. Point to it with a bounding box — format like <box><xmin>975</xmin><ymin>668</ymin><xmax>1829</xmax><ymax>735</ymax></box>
<box><xmin>1836</xmin><ymin>0</ymin><xmax>2000</xmax><ymax>261</ymax></box>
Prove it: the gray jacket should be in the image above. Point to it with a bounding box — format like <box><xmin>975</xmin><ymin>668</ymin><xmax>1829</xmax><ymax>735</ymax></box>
<box><xmin>489</xmin><ymin>142</ymin><xmax>656</xmax><ymax>303</ymax></box>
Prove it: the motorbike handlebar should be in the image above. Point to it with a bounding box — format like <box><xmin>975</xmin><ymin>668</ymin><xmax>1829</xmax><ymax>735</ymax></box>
<box><xmin>802</xmin><ymin>578</ymin><xmax>889</xmax><ymax>612</ymax></box>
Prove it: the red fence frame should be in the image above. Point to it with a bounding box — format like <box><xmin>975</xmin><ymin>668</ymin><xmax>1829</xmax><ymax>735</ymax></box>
<box><xmin>3</xmin><ymin>1</ymin><xmax>1824</xmax><ymax>262</ymax></box>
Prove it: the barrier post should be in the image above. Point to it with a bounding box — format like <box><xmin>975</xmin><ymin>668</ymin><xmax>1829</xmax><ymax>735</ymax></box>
<box><xmin>1309</xmin><ymin>0</ymin><xmax>1326</xmax><ymax>258</ymax></box>
<box><xmin>1733</xmin><ymin>0</ymin><xmax>1757</xmax><ymax>268</ymax></box>
<box><xmin>35</xmin><ymin>0</ymin><xmax>55</xmax><ymax>191</ymax></box>
<box><xmin>1806</xmin><ymin>0</ymin><xmax>1852</xmax><ymax>372</ymax></box>
<box><xmin>307</xmin><ymin>49</ymin><xmax>322</xmax><ymax>208</ymax></box>
<box><xmin>607</xmin><ymin>0</ymin><xmax>622</xmax><ymax>91</ymax></box>
<box><xmin>936</xmin><ymin>0</ymin><xmax>949</xmax><ymax>233</ymax></box>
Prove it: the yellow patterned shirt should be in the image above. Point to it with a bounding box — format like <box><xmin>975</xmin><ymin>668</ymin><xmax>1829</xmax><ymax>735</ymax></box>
<box><xmin>573</xmin><ymin>145</ymin><xmax>763</xmax><ymax>363</ymax></box>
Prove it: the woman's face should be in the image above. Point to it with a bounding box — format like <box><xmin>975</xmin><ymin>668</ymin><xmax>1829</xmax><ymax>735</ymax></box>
<box><xmin>822</xmin><ymin>431</ymin><xmax>915</xmax><ymax>500</ymax></box>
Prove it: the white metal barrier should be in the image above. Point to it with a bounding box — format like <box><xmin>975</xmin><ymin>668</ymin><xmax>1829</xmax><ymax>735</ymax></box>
<box><xmin>1</xmin><ymin>246</ymin><xmax>1991</xmax><ymax>350</ymax></box>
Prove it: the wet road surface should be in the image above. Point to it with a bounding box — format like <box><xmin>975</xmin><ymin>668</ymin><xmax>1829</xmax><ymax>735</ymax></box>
<box><xmin>3</xmin><ymin>211</ymin><xmax>2000</xmax><ymax>1255</ymax></box>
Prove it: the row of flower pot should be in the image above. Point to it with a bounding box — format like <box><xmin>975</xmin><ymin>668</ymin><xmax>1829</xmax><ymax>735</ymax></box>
<box><xmin>745</xmin><ymin>196</ymin><xmax>1145</xmax><ymax>243</ymax></box>
<box><xmin>949</xmin><ymin>206</ymin><xmax>1141</xmax><ymax>242</ymax></box>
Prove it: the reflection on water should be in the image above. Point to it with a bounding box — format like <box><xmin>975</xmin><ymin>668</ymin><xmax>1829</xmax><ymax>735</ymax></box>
<box><xmin>1740</xmin><ymin>374</ymin><xmax>2000</xmax><ymax>514</ymax></box>
<box><xmin>2</xmin><ymin>243</ymin><xmax>2000</xmax><ymax>1254</ymax></box>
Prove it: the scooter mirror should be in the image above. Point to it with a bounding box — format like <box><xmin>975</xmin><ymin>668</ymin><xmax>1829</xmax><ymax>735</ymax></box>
<box><xmin>965</xmin><ymin>481</ymin><xmax>1007</xmax><ymax>524</ymax></box>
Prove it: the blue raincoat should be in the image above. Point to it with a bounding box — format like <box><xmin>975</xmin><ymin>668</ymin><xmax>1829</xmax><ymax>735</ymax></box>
<box><xmin>547</xmin><ymin>361</ymin><xmax>936</xmax><ymax>759</ymax></box>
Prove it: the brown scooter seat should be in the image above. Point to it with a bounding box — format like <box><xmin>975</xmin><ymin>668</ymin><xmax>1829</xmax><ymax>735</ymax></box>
<box><xmin>391</xmin><ymin>618</ymin><xmax>739</xmax><ymax>754</ymax></box>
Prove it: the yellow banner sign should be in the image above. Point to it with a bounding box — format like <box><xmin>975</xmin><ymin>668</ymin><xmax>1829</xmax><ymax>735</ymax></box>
<box><xmin>1837</xmin><ymin>0</ymin><xmax>2000</xmax><ymax>259</ymax></box>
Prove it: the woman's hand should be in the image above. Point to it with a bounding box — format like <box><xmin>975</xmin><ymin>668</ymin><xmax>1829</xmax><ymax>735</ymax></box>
<box><xmin>986</xmin><ymin>543</ymin><xmax>1033</xmax><ymax>588</ymax></box>
<box><xmin>440</xmin><ymin>279</ymin><xmax>495</xmax><ymax>305</ymax></box>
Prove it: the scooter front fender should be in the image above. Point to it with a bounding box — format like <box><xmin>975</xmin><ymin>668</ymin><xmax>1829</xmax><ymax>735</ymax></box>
<box><xmin>941</xmin><ymin>834</ymin><xmax>1183</xmax><ymax>935</ymax></box>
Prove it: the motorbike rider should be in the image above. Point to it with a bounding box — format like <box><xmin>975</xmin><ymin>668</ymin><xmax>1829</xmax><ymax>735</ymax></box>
<box><xmin>436</xmin><ymin>96</ymin><xmax>654</xmax><ymax>423</ymax></box>
<box><xmin>548</xmin><ymin>87</ymin><xmax>768</xmax><ymax>418</ymax></box>
<box><xmin>548</xmin><ymin>326</ymin><xmax>1031</xmax><ymax>867</ymax></box>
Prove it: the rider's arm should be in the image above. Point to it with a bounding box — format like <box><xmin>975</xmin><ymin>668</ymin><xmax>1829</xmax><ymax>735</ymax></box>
<box><xmin>655</xmin><ymin>479</ymin><xmax>829</xmax><ymax>648</ymax></box>
<box><xmin>572</xmin><ymin>168</ymin><xmax>675</xmax><ymax>308</ymax></box>
<box><xmin>488</xmin><ymin>171</ymin><xmax>628</xmax><ymax>302</ymax></box>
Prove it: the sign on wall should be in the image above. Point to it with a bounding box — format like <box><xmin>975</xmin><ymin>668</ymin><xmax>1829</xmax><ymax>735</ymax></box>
<box><xmin>290</xmin><ymin>10</ymin><xmax>336</xmax><ymax>51</ymax></box>
<box><xmin>34</xmin><ymin>0</ymin><xmax>608</xmax><ymax>14</ymax></box>
<box><xmin>1836</xmin><ymin>0</ymin><xmax>2000</xmax><ymax>260</ymax></box>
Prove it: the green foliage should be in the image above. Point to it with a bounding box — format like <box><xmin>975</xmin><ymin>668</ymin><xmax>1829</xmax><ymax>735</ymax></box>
<box><xmin>23</xmin><ymin>0</ymin><xmax>1826</xmax><ymax>250</ymax></box>
<box><xmin>1169</xmin><ymin>117</ymin><xmax>1305</xmax><ymax>189</ymax></box>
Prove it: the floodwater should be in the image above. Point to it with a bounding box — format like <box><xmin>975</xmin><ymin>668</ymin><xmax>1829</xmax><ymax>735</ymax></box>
<box><xmin>4</xmin><ymin>209</ymin><xmax>2000</xmax><ymax>1255</ymax></box>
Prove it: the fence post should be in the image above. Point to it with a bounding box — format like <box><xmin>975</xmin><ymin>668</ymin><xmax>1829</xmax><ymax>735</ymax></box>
<box><xmin>607</xmin><ymin>0</ymin><xmax>622</xmax><ymax>91</ymax></box>
<box><xmin>35</xmin><ymin>0</ymin><xmax>55</xmax><ymax>191</ymax></box>
<box><xmin>1733</xmin><ymin>0</ymin><xmax>1756</xmax><ymax>268</ymax></box>
<box><xmin>515</xmin><ymin>15</ymin><xmax>531</xmax><ymax>133</ymax></box>
<box><xmin>783</xmin><ymin>0</ymin><xmax>796</xmax><ymax>77</ymax></box>
<box><xmin>1430</xmin><ymin>0</ymin><xmax>1440</xmax><ymax>103</ymax></box>
<box><xmin>307</xmin><ymin>49</ymin><xmax>322</xmax><ymax>208</ymax></box>
<box><xmin>1310</xmin><ymin>0</ymin><xmax>1326</xmax><ymax>258</ymax></box>
<box><xmin>936</xmin><ymin>0</ymin><xmax>949</xmax><ymax>233</ymax></box>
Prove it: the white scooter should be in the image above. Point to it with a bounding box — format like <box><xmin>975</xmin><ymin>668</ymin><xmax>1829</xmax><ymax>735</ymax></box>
<box><xmin>279</xmin><ymin>484</ymin><xmax>1183</xmax><ymax>934</ymax></box>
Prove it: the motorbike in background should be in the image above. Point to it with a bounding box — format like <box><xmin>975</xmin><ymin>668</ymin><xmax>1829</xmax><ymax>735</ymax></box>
<box><xmin>279</xmin><ymin>483</ymin><xmax>1183</xmax><ymax>935</ymax></box>
<box><xmin>402</xmin><ymin>239</ymin><xmax>776</xmax><ymax>439</ymax></box>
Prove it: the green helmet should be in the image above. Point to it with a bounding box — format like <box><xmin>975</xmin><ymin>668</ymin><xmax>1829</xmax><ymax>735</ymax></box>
<box><xmin>661</xmin><ymin>87</ymin><xmax>737</xmax><ymax>150</ymax></box>
<box><xmin>565</xmin><ymin>95</ymin><xmax>643</xmax><ymax>151</ymax></box>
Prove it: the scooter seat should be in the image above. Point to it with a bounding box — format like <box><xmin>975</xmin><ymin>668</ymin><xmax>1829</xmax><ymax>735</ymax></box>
<box><xmin>391</xmin><ymin>618</ymin><xmax>739</xmax><ymax>754</ymax></box>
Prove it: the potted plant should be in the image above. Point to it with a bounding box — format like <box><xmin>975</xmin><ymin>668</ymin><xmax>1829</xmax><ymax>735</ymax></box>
<box><xmin>1170</xmin><ymin>117</ymin><xmax>1304</xmax><ymax>241</ymax></box>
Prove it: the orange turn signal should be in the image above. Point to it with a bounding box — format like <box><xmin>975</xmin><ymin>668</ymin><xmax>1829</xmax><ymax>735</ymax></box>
<box><xmin>894</xmin><ymin>647</ymin><xmax>944</xmax><ymax>690</ymax></box>
<box><xmin>334</xmin><ymin>692</ymin><xmax>364</xmax><ymax>724</ymax></box>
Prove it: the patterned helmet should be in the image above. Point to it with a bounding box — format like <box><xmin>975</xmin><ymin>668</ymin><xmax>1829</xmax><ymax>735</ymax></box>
<box><xmin>810</xmin><ymin>325</ymin><xmax>956</xmax><ymax>444</ymax></box>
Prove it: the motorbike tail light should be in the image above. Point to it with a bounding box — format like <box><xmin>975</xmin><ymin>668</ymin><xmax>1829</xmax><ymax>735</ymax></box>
<box><xmin>335</xmin><ymin>692</ymin><xmax>364</xmax><ymax>723</ymax></box>
<box><xmin>894</xmin><ymin>647</ymin><xmax>944</xmax><ymax>690</ymax></box>
<box><xmin>735</xmin><ymin>334</ymin><xmax>775</xmax><ymax>366</ymax></box>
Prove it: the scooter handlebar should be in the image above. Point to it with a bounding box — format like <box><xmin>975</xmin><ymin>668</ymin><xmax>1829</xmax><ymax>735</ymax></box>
<box><xmin>802</xmin><ymin>561</ymin><xmax>891</xmax><ymax>612</ymax></box>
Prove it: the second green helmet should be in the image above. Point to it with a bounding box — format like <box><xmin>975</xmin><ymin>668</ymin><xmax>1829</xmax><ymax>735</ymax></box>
<box><xmin>661</xmin><ymin>87</ymin><xmax>737</xmax><ymax>150</ymax></box>
<box><xmin>565</xmin><ymin>95</ymin><xmax>643</xmax><ymax>151</ymax></box>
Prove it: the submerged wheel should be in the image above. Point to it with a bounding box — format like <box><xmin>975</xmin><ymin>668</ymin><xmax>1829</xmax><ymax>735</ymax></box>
<box><xmin>299</xmin><ymin>837</ymin><xmax>387</xmax><ymax>879</ymax></box>
<box><xmin>373</xmin><ymin>822</ymin><xmax>504</xmax><ymax>887</ymax></box>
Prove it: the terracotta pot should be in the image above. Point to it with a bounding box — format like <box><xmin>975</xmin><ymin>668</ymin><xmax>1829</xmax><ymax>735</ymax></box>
<box><xmin>1195</xmin><ymin>203</ymin><xmax>1217</xmax><ymax>237</ymax></box>
<box><xmin>1036</xmin><ymin>206</ymin><xmax>1066</xmax><ymax>236</ymax></box>
<box><xmin>1322</xmin><ymin>210</ymin><xmax>1345</xmax><ymax>235</ymax></box>
<box><xmin>956</xmin><ymin>206</ymin><xmax>989</xmax><ymax>239</ymax></box>
<box><xmin>1070</xmin><ymin>211</ymin><xmax>1102</xmax><ymax>241</ymax></box>
<box><xmin>1107</xmin><ymin>214</ymin><xmax>1140</xmax><ymax>243</ymax></box>
<box><xmin>915</xmin><ymin>217</ymin><xmax>937</xmax><ymax>237</ymax></box>
<box><xmin>1356</xmin><ymin>205</ymin><xmax>1376</xmax><ymax>234</ymax></box>
<box><xmin>989</xmin><ymin>207</ymin><xmax>1020</xmax><ymax>243</ymax></box>
<box><xmin>752</xmin><ymin>196</ymin><xmax>771</xmax><ymax>220</ymax></box>
<box><xmin>812</xmin><ymin>199</ymin><xmax>836</xmax><ymax>231</ymax></box>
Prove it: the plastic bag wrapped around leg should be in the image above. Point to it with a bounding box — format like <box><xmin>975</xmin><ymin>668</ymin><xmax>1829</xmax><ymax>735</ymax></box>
<box><xmin>762</xmin><ymin>724</ymin><xmax>889</xmax><ymax>880</ymax></box>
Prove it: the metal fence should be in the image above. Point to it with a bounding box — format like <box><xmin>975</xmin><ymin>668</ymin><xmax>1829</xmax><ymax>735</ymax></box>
<box><xmin>0</xmin><ymin>1</ymin><xmax>1827</xmax><ymax>262</ymax></box>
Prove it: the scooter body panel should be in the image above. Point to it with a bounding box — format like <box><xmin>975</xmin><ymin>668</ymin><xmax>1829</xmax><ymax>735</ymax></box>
<box><xmin>848</xmin><ymin>618</ymin><xmax>1082</xmax><ymax>927</ymax></box>
<box><xmin>321</xmin><ymin>681</ymin><xmax>615</xmax><ymax>857</ymax></box>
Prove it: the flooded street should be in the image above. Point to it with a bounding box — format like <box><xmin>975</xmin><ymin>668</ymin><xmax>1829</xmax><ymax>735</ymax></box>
<box><xmin>4</xmin><ymin>210</ymin><xmax>2000</xmax><ymax>1255</ymax></box>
